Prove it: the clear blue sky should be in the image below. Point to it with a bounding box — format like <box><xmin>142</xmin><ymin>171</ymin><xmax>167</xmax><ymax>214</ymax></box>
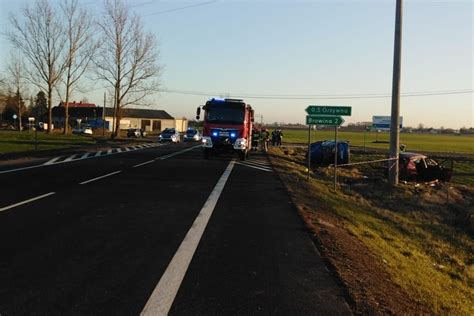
<box><xmin>1</xmin><ymin>0</ymin><xmax>472</xmax><ymax>128</ymax></box>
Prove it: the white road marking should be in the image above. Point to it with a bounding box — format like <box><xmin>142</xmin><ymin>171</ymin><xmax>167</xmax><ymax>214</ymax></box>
<box><xmin>140</xmin><ymin>160</ymin><xmax>235</xmax><ymax>316</ymax></box>
<box><xmin>0</xmin><ymin>143</ymin><xmax>167</xmax><ymax>174</ymax></box>
<box><xmin>44</xmin><ymin>156</ymin><xmax>63</xmax><ymax>165</ymax></box>
<box><xmin>80</xmin><ymin>152</ymin><xmax>90</xmax><ymax>159</ymax></box>
<box><xmin>158</xmin><ymin>145</ymin><xmax>202</xmax><ymax>160</ymax></box>
<box><xmin>235</xmin><ymin>161</ymin><xmax>272</xmax><ymax>172</ymax></box>
<box><xmin>243</xmin><ymin>160</ymin><xmax>271</xmax><ymax>168</ymax></box>
<box><xmin>133</xmin><ymin>160</ymin><xmax>155</xmax><ymax>168</ymax></box>
<box><xmin>79</xmin><ymin>170</ymin><xmax>122</xmax><ymax>185</ymax></box>
<box><xmin>0</xmin><ymin>192</ymin><xmax>56</xmax><ymax>212</ymax></box>
<box><xmin>116</xmin><ymin>148</ymin><xmax>123</xmax><ymax>153</ymax></box>
<box><xmin>64</xmin><ymin>154</ymin><xmax>78</xmax><ymax>162</ymax></box>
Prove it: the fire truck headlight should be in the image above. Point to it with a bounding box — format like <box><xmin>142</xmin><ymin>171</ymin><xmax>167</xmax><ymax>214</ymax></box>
<box><xmin>234</xmin><ymin>138</ymin><xmax>247</xmax><ymax>150</ymax></box>
<box><xmin>202</xmin><ymin>136</ymin><xmax>213</xmax><ymax>148</ymax></box>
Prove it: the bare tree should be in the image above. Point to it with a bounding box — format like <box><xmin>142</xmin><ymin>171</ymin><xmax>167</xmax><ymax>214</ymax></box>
<box><xmin>6</xmin><ymin>0</ymin><xmax>67</xmax><ymax>133</ymax></box>
<box><xmin>5</xmin><ymin>53</ymin><xmax>29</xmax><ymax>131</ymax></box>
<box><xmin>58</xmin><ymin>0</ymin><xmax>98</xmax><ymax>134</ymax></box>
<box><xmin>95</xmin><ymin>0</ymin><xmax>160</xmax><ymax>138</ymax></box>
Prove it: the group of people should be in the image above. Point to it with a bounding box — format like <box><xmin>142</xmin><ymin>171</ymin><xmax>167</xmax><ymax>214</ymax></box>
<box><xmin>251</xmin><ymin>127</ymin><xmax>283</xmax><ymax>152</ymax></box>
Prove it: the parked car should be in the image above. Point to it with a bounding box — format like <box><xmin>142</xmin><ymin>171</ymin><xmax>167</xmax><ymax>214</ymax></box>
<box><xmin>127</xmin><ymin>128</ymin><xmax>146</xmax><ymax>138</ymax></box>
<box><xmin>183</xmin><ymin>128</ymin><xmax>202</xmax><ymax>142</ymax></box>
<box><xmin>307</xmin><ymin>140</ymin><xmax>350</xmax><ymax>166</ymax></box>
<box><xmin>397</xmin><ymin>152</ymin><xmax>452</xmax><ymax>182</ymax></box>
<box><xmin>72</xmin><ymin>126</ymin><xmax>93</xmax><ymax>135</ymax></box>
<box><xmin>159</xmin><ymin>128</ymin><xmax>180</xmax><ymax>143</ymax></box>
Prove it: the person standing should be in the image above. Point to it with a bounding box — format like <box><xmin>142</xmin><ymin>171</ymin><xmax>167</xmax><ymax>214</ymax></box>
<box><xmin>276</xmin><ymin>129</ymin><xmax>283</xmax><ymax>146</ymax></box>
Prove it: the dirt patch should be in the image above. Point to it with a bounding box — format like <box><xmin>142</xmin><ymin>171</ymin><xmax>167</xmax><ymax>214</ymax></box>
<box><xmin>297</xmin><ymin>204</ymin><xmax>430</xmax><ymax>315</ymax></box>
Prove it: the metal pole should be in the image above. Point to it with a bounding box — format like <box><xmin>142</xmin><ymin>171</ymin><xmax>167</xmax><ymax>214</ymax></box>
<box><xmin>334</xmin><ymin>126</ymin><xmax>338</xmax><ymax>190</ymax></box>
<box><xmin>307</xmin><ymin>124</ymin><xmax>311</xmax><ymax>181</ymax></box>
<box><xmin>103</xmin><ymin>92</ymin><xmax>106</xmax><ymax>136</ymax></box>
<box><xmin>389</xmin><ymin>0</ymin><xmax>403</xmax><ymax>186</ymax></box>
<box><xmin>363</xmin><ymin>126</ymin><xmax>367</xmax><ymax>150</ymax></box>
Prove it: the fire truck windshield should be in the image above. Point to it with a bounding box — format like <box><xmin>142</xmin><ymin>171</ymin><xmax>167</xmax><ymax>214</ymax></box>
<box><xmin>205</xmin><ymin>105</ymin><xmax>245</xmax><ymax>124</ymax></box>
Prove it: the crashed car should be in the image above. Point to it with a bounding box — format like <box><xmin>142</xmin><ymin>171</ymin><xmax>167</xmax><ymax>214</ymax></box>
<box><xmin>397</xmin><ymin>152</ymin><xmax>452</xmax><ymax>182</ymax></box>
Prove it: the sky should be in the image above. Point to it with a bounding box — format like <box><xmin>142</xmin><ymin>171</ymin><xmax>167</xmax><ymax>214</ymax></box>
<box><xmin>0</xmin><ymin>0</ymin><xmax>472</xmax><ymax>128</ymax></box>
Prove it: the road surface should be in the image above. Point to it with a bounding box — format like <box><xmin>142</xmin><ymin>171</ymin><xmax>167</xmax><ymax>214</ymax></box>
<box><xmin>0</xmin><ymin>142</ymin><xmax>351</xmax><ymax>315</ymax></box>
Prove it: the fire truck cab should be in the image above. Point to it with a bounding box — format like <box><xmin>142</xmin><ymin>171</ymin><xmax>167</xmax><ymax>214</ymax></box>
<box><xmin>196</xmin><ymin>98</ymin><xmax>254</xmax><ymax>160</ymax></box>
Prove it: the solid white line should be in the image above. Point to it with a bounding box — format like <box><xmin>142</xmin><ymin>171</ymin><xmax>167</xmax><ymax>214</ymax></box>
<box><xmin>64</xmin><ymin>154</ymin><xmax>77</xmax><ymax>162</ymax></box>
<box><xmin>79</xmin><ymin>170</ymin><xmax>122</xmax><ymax>185</ymax></box>
<box><xmin>140</xmin><ymin>160</ymin><xmax>235</xmax><ymax>316</ymax></box>
<box><xmin>158</xmin><ymin>145</ymin><xmax>202</xmax><ymax>160</ymax></box>
<box><xmin>235</xmin><ymin>161</ymin><xmax>272</xmax><ymax>172</ymax></box>
<box><xmin>43</xmin><ymin>156</ymin><xmax>63</xmax><ymax>165</ymax></box>
<box><xmin>0</xmin><ymin>192</ymin><xmax>56</xmax><ymax>212</ymax></box>
<box><xmin>132</xmin><ymin>160</ymin><xmax>155</xmax><ymax>168</ymax></box>
<box><xmin>80</xmin><ymin>152</ymin><xmax>90</xmax><ymax>159</ymax></box>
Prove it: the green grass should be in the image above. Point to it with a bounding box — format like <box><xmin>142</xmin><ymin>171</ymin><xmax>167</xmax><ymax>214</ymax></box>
<box><xmin>270</xmin><ymin>147</ymin><xmax>474</xmax><ymax>315</ymax></box>
<box><xmin>282</xmin><ymin>129</ymin><xmax>474</xmax><ymax>153</ymax></box>
<box><xmin>0</xmin><ymin>130</ymin><xmax>95</xmax><ymax>154</ymax></box>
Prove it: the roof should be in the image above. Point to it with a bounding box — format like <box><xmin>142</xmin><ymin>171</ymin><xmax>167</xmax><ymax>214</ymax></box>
<box><xmin>104</xmin><ymin>107</ymin><xmax>174</xmax><ymax>120</ymax></box>
<box><xmin>59</xmin><ymin>101</ymin><xmax>96</xmax><ymax>108</ymax></box>
<box><xmin>400</xmin><ymin>152</ymin><xmax>427</xmax><ymax>159</ymax></box>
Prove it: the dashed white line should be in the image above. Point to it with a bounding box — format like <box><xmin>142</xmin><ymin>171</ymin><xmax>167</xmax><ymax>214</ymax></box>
<box><xmin>79</xmin><ymin>170</ymin><xmax>122</xmax><ymax>185</ymax></box>
<box><xmin>0</xmin><ymin>192</ymin><xmax>56</xmax><ymax>212</ymax></box>
<box><xmin>107</xmin><ymin>149</ymin><xmax>113</xmax><ymax>154</ymax></box>
<box><xmin>140</xmin><ymin>160</ymin><xmax>235</xmax><ymax>316</ymax></box>
<box><xmin>158</xmin><ymin>145</ymin><xmax>202</xmax><ymax>160</ymax></box>
<box><xmin>133</xmin><ymin>160</ymin><xmax>155</xmax><ymax>168</ymax></box>
<box><xmin>95</xmin><ymin>151</ymin><xmax>103</xmax><ymax>157</ymax></box>
<box><xmin>80</xmin><ymin>152</ymin><xmax>90</xmax><ymax>159</ymax></box>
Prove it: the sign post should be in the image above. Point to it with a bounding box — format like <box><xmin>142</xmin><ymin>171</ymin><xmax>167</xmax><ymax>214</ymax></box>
<box><xmin>307</xmin><ymin>124</ymin><xmax>311</xmax><ymax>181</ymax></box>
<box><xmin>305</xmin><ymin>105</ymin><xmax>351</xmax><ymax>190</ymax></box>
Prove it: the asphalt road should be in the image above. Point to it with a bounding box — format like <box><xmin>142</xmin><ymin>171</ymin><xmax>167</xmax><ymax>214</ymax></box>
<box><xmin>0</xmin><ymin>142</ymin><xmax>351</xmax><ymax>315</ymax></box>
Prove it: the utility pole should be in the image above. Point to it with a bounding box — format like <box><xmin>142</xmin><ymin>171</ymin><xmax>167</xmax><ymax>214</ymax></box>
<box><xmin>389</xmin><ymin>0</ymin><xmax>403</xmax><ymax>186</ymax></box>
<box><xmin>103</xmin><ymin>92</ymin><xmax>106</xmax><ymax>136</ymax></box>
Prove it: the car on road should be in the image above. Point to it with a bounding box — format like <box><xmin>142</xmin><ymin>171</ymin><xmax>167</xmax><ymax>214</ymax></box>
<box><xmin>159</xmin><ymin>128</ymin><xmax>180</xmax><ymax>143</ymax></box>
<box><xmin>183</xmin><ymin>128</ymin><xmax>202</xmax><ymax>142</ymax></box>
<box><xmin>127</xmin><ymin>128</ymin><xmax>146</xmax><ymax>138</ymax></box>
<box><xmin>72</xmin><ymin>126</ymin><xmax>93</xmax><ymax>135</ymax></box>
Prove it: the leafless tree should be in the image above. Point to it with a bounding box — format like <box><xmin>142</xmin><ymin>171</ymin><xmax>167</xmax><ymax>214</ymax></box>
<box><xmin>4</xmin><ymin>53</ymin><xmax>29</xmax><ymax>131</ymax></box>
<box><xmin>6</xmin><ymin>0</ymin><xmax>67</xmax><ymax>133</ymax></box>
<box><xmin>95</xmin><ymin>0</ymin><xmax>160</xmax><ymax>138</ymax></box>
<box><xmin>58</xmin><ymin>0</ymin><xmax>98</xmax><ymax>134</ymax></box>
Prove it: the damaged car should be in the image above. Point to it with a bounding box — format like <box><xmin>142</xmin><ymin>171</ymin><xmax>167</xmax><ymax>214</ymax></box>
<box><xmin>396</xmin><ymin>152</ymin><xmax>453</xmax><ymax>182</ymax></box>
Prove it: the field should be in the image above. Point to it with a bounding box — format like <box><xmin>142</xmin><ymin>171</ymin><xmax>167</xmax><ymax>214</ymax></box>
<box><xmin>281</xmin><ymin>129</ymin><xmax>474</xmax><ymax>154</ymax></box>
<box><xmin>0</xmin><ymin>130</ymin><xmax>95</xmax><ymax>154</ymax></box>
<box><xmin>269</xmin><ymin>147</ymin><xmax>474</xmax><ymax>315</ymax></box>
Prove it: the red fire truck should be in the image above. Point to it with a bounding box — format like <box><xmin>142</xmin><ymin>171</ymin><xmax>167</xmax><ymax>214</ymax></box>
<box><xmin>196</xmin><ymin>98</ymin><xmax>254</xmax><ymax>160</ymax></box>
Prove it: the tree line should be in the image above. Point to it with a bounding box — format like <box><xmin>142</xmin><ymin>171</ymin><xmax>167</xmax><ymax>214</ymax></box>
<box><xmin>1</xmin><ymin>0</ymin><xmax>161</xmax><ymax>137</ymax></box>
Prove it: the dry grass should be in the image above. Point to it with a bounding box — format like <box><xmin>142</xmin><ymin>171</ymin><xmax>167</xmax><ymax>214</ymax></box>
<box><xmin>269</xmin><ymin>146</ymin><xmax>474</xmax><ymax>315</ymax></box>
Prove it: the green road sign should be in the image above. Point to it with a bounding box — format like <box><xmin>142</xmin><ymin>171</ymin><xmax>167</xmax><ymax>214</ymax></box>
<box><xmin>306</xmin><ymin>115</ymin><xmax>345</xmax><ymax>126</ymax></box>
<box><xmin>306</xmin><ymin>105</ymin><xmax>352</xmax><ymax>116</ymax></box>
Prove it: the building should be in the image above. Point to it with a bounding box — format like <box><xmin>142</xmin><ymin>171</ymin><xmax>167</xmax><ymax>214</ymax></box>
<box><xmin>51</xmin><ymin>102</ymin><xmax>187</xmax><ymax>132</ymax></box>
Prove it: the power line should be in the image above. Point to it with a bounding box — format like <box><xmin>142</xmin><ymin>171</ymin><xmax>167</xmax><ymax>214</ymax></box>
<box><xmin>142</xmin><ymin>1</ymin><xmax>218</xmax><ymax>17</ymax></box>
<box><xmin>160</xmin><ymin>88</ymin><xmax>474</xmax><ymax>100</ymax></box>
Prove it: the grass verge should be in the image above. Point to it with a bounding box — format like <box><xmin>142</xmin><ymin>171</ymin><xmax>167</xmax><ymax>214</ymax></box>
<box><xmin>269</xmin><ymin>146</ymin><xmax>474</xmax><ymax>315</ymax></box>
<box><xmin>0</xmin><ymin>130</ymin><xmax>97</xmax><ymax>154</ymax></box>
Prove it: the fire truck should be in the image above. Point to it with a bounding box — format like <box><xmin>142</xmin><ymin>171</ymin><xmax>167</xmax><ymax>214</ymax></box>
<box><xmin>196</xmin><ymin>98</ymin><xmax>254</xmax><ymax>160</ymax></box>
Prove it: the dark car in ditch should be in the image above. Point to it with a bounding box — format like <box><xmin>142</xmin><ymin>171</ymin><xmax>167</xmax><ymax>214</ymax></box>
<box><xmin>397</xmin><ymin>152</ymin><xmax>452</xmax><ymax>182</ymax></box>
